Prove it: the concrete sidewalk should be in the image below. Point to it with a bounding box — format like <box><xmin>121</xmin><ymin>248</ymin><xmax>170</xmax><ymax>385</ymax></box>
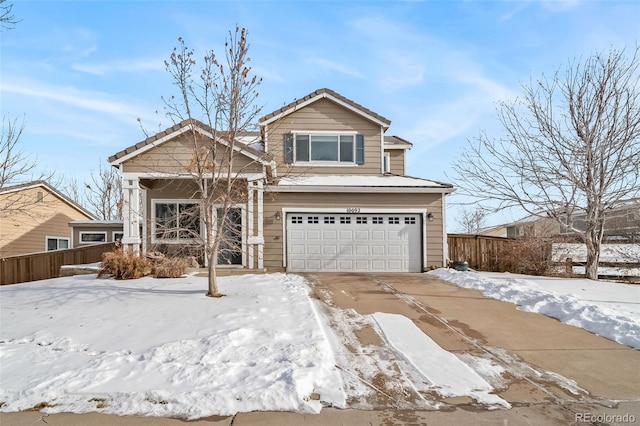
<box><xmin>2</xmin><ymin>402</ymin><xmax>639</xmax><ymax>425</ymax></box>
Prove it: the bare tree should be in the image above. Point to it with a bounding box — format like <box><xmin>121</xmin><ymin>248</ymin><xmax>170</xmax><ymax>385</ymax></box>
<box><xmin>1</xmin><ymin>115</ymin><xmax>31</xmax><ymax>189</ymax></box>
<box><xmin>84</xmin><ymin>162</ymin><xmax>123</xmax><ymax>220</ymax></box>
<box><xmin>0</xmin><ymin>115</ymin><xmax>56</xmax><ymax>220</ymax></box>
<box><xmin>458</xmin><ymin>207</ymin><xmax>488</xmax><ymax>234</ymax></box>
<box><xmin>159</xmin><ymin>28</ymin><xmax>263</xmax><ymax>297</ymax></box>
<box><xmin>61</xmin><ymin>162</ymin><xmax>123</xmax><ymax>220</ymax></box>
<box><xmin>0</xmin><ymin>0</ymin><xmax>20</xmax><ymax>31</ymax></box>
<box><xmin>452</xmin><ymin>46</ymin><xmax>640</xmax><ymax>280</ymax></box>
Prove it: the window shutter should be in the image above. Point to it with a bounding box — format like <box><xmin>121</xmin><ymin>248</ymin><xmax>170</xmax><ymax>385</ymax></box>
<box><xmin>284</xmin><ymin>133</ymin><xmax>294</xmax><ymax>164</ymax></box>
<box><xmin>356</xmin><ymin>134</ymin><xmax>365</xmax><ymax>165</ymax></box>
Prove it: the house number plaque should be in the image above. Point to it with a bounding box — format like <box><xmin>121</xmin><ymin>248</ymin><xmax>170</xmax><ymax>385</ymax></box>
<box><xmin>346</xmin><ymin>208</ymin><xmax>361</xmax><ymax>213</ymax></box>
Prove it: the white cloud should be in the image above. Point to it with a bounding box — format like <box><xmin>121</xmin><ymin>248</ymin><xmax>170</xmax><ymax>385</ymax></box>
<box><xmin>1</xmin><ymin>77</ymin><xmax>150</xmax><ymax>124</ymax></box>
<box><xmin>71</xmin><ymin>58</ymin><xmax>164</xmax><ymax>76</ymax></box>
<box><xmin>306</xmin><ymin>57</ymin><xmax>364</xmax><ymax>79</ymax></box>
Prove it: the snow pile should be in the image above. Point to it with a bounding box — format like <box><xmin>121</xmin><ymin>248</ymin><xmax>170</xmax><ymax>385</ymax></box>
<box><xmin>373</xmin><ymin>313</ymin><xmax>509</xmax><ymax>408</ymax></box>
<box><xmin>0</xmin><ymin>273</ymin><xmax>345</xmax><ymax>418</ymax></box>
<box><xmin>429</xmin><ymin>269</ymin><xmax>640</xmax><ymax>349</ymax></box>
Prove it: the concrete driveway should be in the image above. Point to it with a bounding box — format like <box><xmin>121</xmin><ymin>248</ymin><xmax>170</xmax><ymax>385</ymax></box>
<box><xmin>2</xmin><ymin>272</ymin><xmax>638</xmax><ymax>426</ymax></box>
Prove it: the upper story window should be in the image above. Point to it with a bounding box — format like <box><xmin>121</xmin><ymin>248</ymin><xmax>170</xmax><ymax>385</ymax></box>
<box><xmin>284</xmin><ymin>132</ymin><xmax>365</xmax><ymax>165</ymax></box>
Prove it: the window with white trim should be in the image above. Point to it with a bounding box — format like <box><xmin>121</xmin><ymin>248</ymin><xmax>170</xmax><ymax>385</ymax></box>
<box><xmin>383</xmin><ymin>152</ymin><xmax>391</xmax><ymax>173</ymax></box>
<box><xmin>153</xmin><ymin>201</ymin><xmax>201</xmax><ymax>242</ymax></box>
<box><xmin>284</xmin><ymin>132</ymin><xmax>365</xmax><ymax>165</ymax></box>
<box><xmin>46</xmin><ymin>237</ymin><xmax>69</xmax><ymax>251</ymax></box>
<box><xmin>80</xmin><ymin>232</ymin><xmax>107</xmax><ymax>244</ymax></box>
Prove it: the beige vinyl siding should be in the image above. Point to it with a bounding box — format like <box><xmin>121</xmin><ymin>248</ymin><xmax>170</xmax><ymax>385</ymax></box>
<box><xmin>122</xmin><ymin>136</ymin><xmax>263</xmax><ymax>175</ymax></box>
<box><xmin>266</xmin><ymin>98</ymin><xmax>383</xmax><ymax>175</ymax></box>
<box><xmin>386</xmin><ymin>149</ymin><xmax>405</xmax><ymax>175</ymax></box>
<box><xmin>262</xmin><ymin>192</ymin><xmax>445</xmax><ymax>272</ymax></box>
<box><xmin>0</xmin><ymin>188</ymin><xmax>93</xmax><ymax>257</ymax></box>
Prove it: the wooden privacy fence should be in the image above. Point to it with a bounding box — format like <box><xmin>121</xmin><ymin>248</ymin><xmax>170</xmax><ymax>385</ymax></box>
<box><xmin>0</xmin><ymin>243</ymin><xmax>116</xmax><ymax>285</ymax></box>
<box><xmin>448</xmin><ymin>233</ymin><xmax>516</xmax><ymax>272</ymax></box>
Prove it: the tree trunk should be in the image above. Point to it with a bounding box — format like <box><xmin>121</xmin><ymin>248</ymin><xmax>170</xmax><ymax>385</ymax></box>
<box><xmin>206</xmin><ymin>245</ymin><xmax>222</xmax><ymax>297</ymax></box>
<box><xmin>584</xmin><ymin>225</ymin><xmax>601</xmax><ymax>280</ymax></box>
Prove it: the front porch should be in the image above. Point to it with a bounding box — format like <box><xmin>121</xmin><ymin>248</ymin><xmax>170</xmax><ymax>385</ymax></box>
<box><xmin>120</xmin><ymin>173</ymin><xmax>266</xmax><ymax>270</ymax></box>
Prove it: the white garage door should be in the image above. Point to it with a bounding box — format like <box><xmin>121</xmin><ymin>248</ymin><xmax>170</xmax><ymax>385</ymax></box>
<box><xmin>286</xmin><ymin>213</ymin><xmax>422</xmax><ymax>272</ymax></box>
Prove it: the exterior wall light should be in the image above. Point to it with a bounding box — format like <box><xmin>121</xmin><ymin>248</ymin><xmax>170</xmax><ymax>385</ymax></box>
<box><xmin>275</xmin><ymin>211</ymin><xmax>281</xmax><ymax>220</ymax></box>
<box><xmin>427</xmin><ymin>212</ymin><xmax>434</xmax><ymax>222</ymax></box>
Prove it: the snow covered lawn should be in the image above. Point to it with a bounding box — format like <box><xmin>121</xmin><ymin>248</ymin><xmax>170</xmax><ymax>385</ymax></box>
<box><xmin>429</xmin><ymin>269</ymin><xmax>640</xmax><ymax>349</ymax></box>
<box><xmin>0</xmin><ymin>273</ymin><xmax>345</xmax><ymax>418</ymax></box>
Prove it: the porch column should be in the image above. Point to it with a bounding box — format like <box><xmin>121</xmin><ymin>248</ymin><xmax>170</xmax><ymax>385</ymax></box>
<box><xmin>121</xmin><ymin>174</ymin><xmax>141</xmax><ymax>254</ymax></box>
<box><xmin>247</xmin><ymin>181</ymin><xmax>255</xmax><ymax>269</ymax></box>
<box><xmin>257</xmin><ymin>180</ymin><xmax>264</xmax><ymax>269</ymax></box>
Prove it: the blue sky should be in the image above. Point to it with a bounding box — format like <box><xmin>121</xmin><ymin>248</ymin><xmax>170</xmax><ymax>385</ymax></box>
<box><xmin>1</xmin><ymin>0</ymin><xmax>639</xmax><ymax>230</ymax></box>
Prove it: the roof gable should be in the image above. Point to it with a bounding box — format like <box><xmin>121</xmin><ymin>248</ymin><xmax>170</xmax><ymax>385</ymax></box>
<box><xmin>259</xmin><ymin>88</ymin><xmax>391</xmax><ymax>128</ymax></box>
<box><xmin>109</xmin><ymin>119</ymin><xmax>271</xmax><ymax>167</ymax></box>
<box><xmin>0</xmin><ymin>180</ymin><xmax>96</xmax><ymax>219</ymax></box>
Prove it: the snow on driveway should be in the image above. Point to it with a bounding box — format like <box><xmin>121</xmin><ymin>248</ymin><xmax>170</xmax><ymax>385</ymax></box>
<box><xmin>372</xmin><ymin>313</ymin><xmax>509</xmax><ymax>408</ymax></box>
<box><xmin>0</xmin><ymin>273</ymin><xmax>345</xmax><ymax>418</ymax></box>
<box><xmin>429</xmin><ymin>269</ymin><xmax>640</xmax><ymax>349</ymax></box>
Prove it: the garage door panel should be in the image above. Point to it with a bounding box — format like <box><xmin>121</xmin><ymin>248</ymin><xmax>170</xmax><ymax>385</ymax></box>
<box><xmin>339</xmin><ymin>259</ymin><xmax>354</xmax><ymax>269</ymax></box>
<box><xmin>307</xmin><ymin>244</ymin><xmax>321</xmax><ymax>255</ymax></box>
<box><xmin>323</xmin><ymin>230</ymin><xmax>337</xmax><ymax>239</ymax></box>
<box><xmin>371</xmin><ymin>245</ymin><xmax>385</xmax><ymax>255</ymax></box>
<box><xmin>323</xmin><ymin>245</ymin><xmax>337</xmax><ymax>255</ymax></box>
<box><xmin>290</xmin><ymin>244</ymin><xmax>306</xmax><ymax>255</ymax></box>
<box><xmin>307</xmin><ymin>229</ymin><xmax>321</xmax><ymax>240</ymax></box>
<box><xmin>340</xmin><ymin>245</ymin><xmax>353</xmax><ymax>255</ymax></box>
<box><xmin>287</xmin><ymin>213</ymin><xmax>422</xmax><ymax>273</ymax></box>
<box><xmin>356</xmin><ymin>245</ymin><xmax>369</xmax><ymax>255</ymax></box>
<box><xmin>355</xmin><ymin>230</ymin><xmax>369</xmax><ymax>239</ymax></box>
<box><xmin>371</xmin><ymin>230</ymin><xmax>385</xmax><ymax>240</ymax></box>
<box><xmin>323</xmin><ymin>259</ymin><xmax>337</xmax><ymax>270</ymax></box>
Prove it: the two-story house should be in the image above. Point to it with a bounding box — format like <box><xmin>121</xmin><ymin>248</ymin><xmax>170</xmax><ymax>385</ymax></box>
<box><xmin>0</xmin><ymin>180</ymin><xmax>95</xmax><ymax>257</ymax></box>
<box><xmin>109</xmin><ymin>88</ymin><xmax>454</xmax><ymax>272</ymax></box>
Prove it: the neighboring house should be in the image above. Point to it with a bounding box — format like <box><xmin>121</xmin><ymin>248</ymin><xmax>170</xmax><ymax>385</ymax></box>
<box><xmin>496</xmin><ymin>199</ymin><xmax>640</xmax><ymax>243</ymax></box>
<box><xmin>0</xmin><ymin>181</ymin><xmax>95</xmax><ymax>257</ymax></box>
<box><xmin>109</xmin><ymin>88</ymin><xmax>454</xmax><ymax>272</ymax></box>
<box><xmin>69</xmin><ymin>220</ymin><xmax>124</xmax><ymax>248</ymax></box>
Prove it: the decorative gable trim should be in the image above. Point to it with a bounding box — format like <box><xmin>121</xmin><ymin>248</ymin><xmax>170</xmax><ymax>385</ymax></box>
<box><xmin>109</xmin><ymin>119</ymin><xmax>273</xmax><ymax>167</ymax></box>
<box><xmin>259</xmin><ymin>88</ymin><xmax>392</xmax><ymax>128</ymax></box>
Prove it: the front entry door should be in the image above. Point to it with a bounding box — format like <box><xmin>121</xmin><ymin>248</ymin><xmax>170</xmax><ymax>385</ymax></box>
<box><xmin>217</xmin><ymin>207</ymin><xmax>243</xmax><ymax>265</ymax></box>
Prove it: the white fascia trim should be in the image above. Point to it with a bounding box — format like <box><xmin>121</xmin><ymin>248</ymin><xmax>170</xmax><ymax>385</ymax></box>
<box><xmin>260</xmin><ymin>93</ymin><xmax>390</xmax><ymax>128</ymax></box>
<box><xmin>266</xmin><ymin>185</ymin><xmax>453</xmax><ymax>194</ymax></box>
<box><xmin>280</xmin><ymin>207</ymin><xmax>430</xmax><ymax>269</ymax></box>
<box><xmin>122</xmin><ymin>172</ymin><xmax>266</xmax><ymax>181</ymax></box>
<box><xmin>383</xmin><ymin>144</ymin><xmax>412</xmax><ymax>150</ymax></box>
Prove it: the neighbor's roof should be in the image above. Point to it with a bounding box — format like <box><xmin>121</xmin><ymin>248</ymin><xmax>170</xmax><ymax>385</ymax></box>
<box><xmin>259</xmin><ymin>88</ymin><xmax>392</xmax><ymax>128</ymax></box>
<box><xmin>0</xmin><ymin>180</ymin><xmax>96</xmax><ymax>219</ymax></box>
<box><xmin>108</xmin><ymin>119</ymin><xmax>270</xmax><ymax>166</ymax></box>
<box><xmin>271</xmin><ymin>174</ymin><xmax>454</xmax><ymax>193</ymax></box>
